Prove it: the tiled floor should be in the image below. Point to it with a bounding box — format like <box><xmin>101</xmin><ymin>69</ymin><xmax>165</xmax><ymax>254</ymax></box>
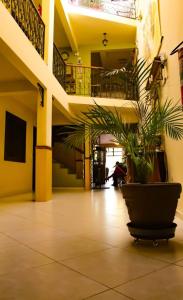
<box><xmin>0</xmin><ymin>187</ymin><xmax>183</xmax><ymax>299</ymax></box>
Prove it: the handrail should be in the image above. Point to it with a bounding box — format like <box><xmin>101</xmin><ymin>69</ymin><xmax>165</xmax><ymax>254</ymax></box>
<box><xmin>64</xmin><ymin>63</ymin><xmax>137</xmax><ymax>99</ymax></box>
<box><xmin>66</xmin><ymin>63</ymin><xmax>104</xmax><ymax>70</ymax></box>
<box><xmin>170</xmin><ymin>41</ymin><xmax>183</xmax><ymax>55</ymax></box>
<box><xmin>1</xmin><ymin>0</ymin><xmax>45</xmax><ymax>58</ymax></box>
<box><xmin>53</xmin><ymin>44</ymin><xmax>66</xmax><ymax>88</ymax></box>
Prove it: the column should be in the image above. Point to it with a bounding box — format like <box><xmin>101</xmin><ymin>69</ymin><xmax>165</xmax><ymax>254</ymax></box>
<box><xmin>35</xmin><ymin>89</ymin><xmax>52</xmax><ymax>201</ymax></box>
<box><xmin>84</xmin><ymin>128</ymin><xmax>91</xmax><ymax>190</ymax></box>
<box><xmin>42</xmin><ymin>0</ymin><xmax>55</xmax><ymax>69</ymax></box>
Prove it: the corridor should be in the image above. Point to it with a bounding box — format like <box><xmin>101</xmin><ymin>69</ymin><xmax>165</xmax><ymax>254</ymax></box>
<box><xmin>0</xmin><ymin>188</ymin><xmax>183</xmax><ymax>299</ymax></box>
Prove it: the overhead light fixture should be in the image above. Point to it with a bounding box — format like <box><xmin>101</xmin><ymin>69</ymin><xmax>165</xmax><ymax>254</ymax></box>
<box><xmin>102</xmin><ymin>33</ymin><xmax>108</xmax><ymax>47</ymax></box>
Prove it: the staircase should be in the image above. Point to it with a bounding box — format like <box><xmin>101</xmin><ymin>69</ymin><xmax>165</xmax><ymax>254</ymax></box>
<box><xmin>52</xmin><ymin>135</ymin><xmax>84</xmax><ymax>188</ymax></box>
<box><xmin>53</xmin><ymin>162</ymin><xmax>83</xmax><ymax>187</ymax></box>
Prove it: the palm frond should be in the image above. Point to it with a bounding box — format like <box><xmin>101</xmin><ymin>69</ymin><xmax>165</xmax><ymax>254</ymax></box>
<box><xmin>62</xmin><ymin>58</ymin><xmax>183</xmax><ymax>183</ymax></box>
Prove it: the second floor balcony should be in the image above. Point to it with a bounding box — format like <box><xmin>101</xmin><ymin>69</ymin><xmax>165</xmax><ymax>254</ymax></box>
<box><xmin>68</xmin><ymin>0</ymin><xmax>136</xmax><ymax>19</ymax></box>
<box><xmin>53</xmin><ymin>44</ymin><xmax>138</xmax><ymax>100</ymax></box>
<box><xmin>1</xmin><ymin>0</ymin><xmax>45</xmax><ymax>58</ymax></box>
<box><xmin>1</xmin><ymin>0</ymin><xmax>137</xmax><ymax>101</ymax></box>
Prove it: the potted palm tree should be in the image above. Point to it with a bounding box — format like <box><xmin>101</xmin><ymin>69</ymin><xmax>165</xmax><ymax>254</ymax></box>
<box><xmin>64</xmin><ymin>59</ymin><xmax>183</xmax><ymax>244</ymax></box>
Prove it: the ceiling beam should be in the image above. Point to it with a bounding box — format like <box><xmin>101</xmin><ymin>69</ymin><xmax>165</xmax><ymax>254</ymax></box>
<box><xmin>0</xmin><ymin>80</ymin><xmax>36</xmax><ymax>96</ymax></box>
<box><xmin>55</xmin><ymin>0</ymin><xmax>78</xmax><ymax>53</ymax></box>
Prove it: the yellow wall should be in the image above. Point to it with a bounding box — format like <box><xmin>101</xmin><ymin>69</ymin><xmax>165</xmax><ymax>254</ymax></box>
<box><xmin>137</xmin><ymin>0</ymin><xmax>183</xmax><ymax>212</ymax></box>
<box><xmin>63</xmin><ymin>43</ymin><xmax>136</xmax><ymax>67</ymax></box>
<box><xmin>0</xmin><ymin>2</ymin><xmax>71</xmax><ymax>118</ymax></box>
<box><xmin>136</xmin><ymin>0</ymin><xmax>161</xmax><ymax>62</ymax></box>
<box><xmin>0</xmin><ymin>97</ymin><xmax>35</xmax><ymax>197</ymax></box>
<box><xmin>158</xmin><ymin>0</ymin><xmax>183</xmax><ymax>212</ymax></box>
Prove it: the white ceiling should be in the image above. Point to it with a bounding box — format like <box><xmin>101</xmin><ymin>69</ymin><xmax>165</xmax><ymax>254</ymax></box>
<box><xmin>69</xmin><ymin>13</ymin><xmax>136</xmax><ymax>47</ymax></box>
<box><xmin>54</xmin><ymin>4</ymin><xmax>137</xmax><ymax>49</ymax></box>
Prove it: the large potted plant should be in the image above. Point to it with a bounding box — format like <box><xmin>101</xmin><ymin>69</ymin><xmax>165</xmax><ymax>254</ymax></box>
<box><xmin>65</xmin><ymin>59</ymin><xmax>183</xmax><ymax>244</ymax></box>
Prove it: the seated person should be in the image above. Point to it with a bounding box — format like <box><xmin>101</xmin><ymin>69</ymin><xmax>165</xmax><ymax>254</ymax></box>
<box><xmin>106</xmin><ymin>161</ymin><xmax>127</xmax><ymax>187</ymax></box>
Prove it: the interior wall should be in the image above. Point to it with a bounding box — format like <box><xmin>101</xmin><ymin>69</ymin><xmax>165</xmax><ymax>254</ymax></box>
<box><xmin>137</xmin><ymin>0</ymin><xmax>183</xmax><ymax>212</ymax></box>
<box><xmin>61</xmin><ymin>43</ymin><xmax>136</xmax><ymax>67</ymax></box>
<box><xmin>158</xmin><ymin>0</ymin><xmax>183</xmax><ymax>212</ymax></box>
<box><xmin>136</xmin><ymin>0</ymin><xmax>161</xmax><ymax>62</ymax></box>
<box><xmin>0</xmin><ymin>96</ymin><xmax>35</xmax><ymax>198</ymax></box>
<box><xmin>0</xmin><ymin>3</ymin><xmax>70</xmax><ymax>118</ymax></box>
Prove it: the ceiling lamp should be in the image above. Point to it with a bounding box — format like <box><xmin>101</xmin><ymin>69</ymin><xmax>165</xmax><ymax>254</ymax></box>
<box><xmin>102</xmin><ymin>33</ymin><xmax>108</xmax><ymax>47</ymax></box>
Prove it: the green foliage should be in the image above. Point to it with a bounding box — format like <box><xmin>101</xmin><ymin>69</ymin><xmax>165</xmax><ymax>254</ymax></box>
<box><xmin>64</xmin><ymin>59</ymin><xmax>183</xmax><ymax>183</ymax></box>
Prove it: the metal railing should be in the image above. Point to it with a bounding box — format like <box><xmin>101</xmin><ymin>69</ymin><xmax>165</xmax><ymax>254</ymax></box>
<box><xmin>68</xmin><ymin>0</ymin><xmax>136</xmax><ymax>19</ymax></box>
<box><xmin>64</xmin><ymin>63</ymin><xmax>137</xmax><ymax>100</ymax></box>
<box><xmin>1</xmin><ymin>0</ymin><xmax>45</xmax><ymax>58</ymax></box>
<box><xmin>65</xmin><ymin>63</ymin><xmax>93</xmax><ymax>96</ymax></box>
<box><xmin>52</xmin><ymin>44</ymin><xmax>137</xmax><ymax>100</ymax></box>
<box><xmin>53</xmin><ymin>44</ymin><xmax>66</xmax><ymax>88</ymax></box>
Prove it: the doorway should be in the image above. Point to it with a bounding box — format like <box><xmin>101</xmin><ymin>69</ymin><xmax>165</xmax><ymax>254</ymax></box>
<box><xmin>105</xmin><ymin>147</ymin><xmax>125</xmax><ymax>179</ymax></box>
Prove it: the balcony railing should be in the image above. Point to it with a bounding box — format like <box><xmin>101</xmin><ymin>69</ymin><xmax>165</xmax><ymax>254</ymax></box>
<box><xmin>68</xmin><ymin>0</ymin><xmax>136</xmax><ymax>19</ymax></box>
<box><xmin>1</xmin><ymin>0</ymin><xmax>45</xmax><ymax>58</ymax></box>
<box><xmin>64</xmin><ymin>63</ymin><xmax>137</xmax><ymax>100</ymax></box>
<box><xmin>53</xmin><ymin>44</ymin><xmax>66</xmax><ymax>88</ymax></box>
<box><xmin>53</xmin><ymin>45</ymin><xmax>137</xmax><ymax>100</ymax></box>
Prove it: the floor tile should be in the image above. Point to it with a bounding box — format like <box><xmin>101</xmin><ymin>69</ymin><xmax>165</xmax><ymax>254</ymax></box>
<box><xmin>115</xmin><ymin>264</ymin><xmax>183</xmax><ymax>300</ymax></box>
<box><xmin>86</xmin><ymin>290</ymin><xmax>131</xmax><ymax>300</ymax></box>
<box><xmin>0</xmin><ymin>263</ymin><xmax>107</xmax><ymax>300</ymax></box>
<box><xmin>125</xmin><ymin>239</ymin><xmax>183</xmax><ymax>263</ymax></box>
<box><xmin>29</xmin><ymin>235</ymin><xmax>112</xmax><ymax>261</ymax></box>
<box><xmin>63</xmin><ymin>247</ymin><xmax>168</xmax><ymax>287</ymax></box>
<box><xmin>6</xmin><ymin>225</ymin><xmax>68</xmax><ymax>244</ymax></box>
<box><xmin>0</xmin><ymin>244</ymin><xmax>53</xmax><ymax>276</ymax></box>
<box><xmin>80</xmin><ymin>226</ymin><xmax>132</xmax><ymax>247</ymax></box>
<box><xmin>0</xmin><ymin>233</ymin><xmax>20</xmax><ymax>249</ymax></box>
<box><xmin>173</xmin><ymin>224</ymin><xmax>183</xmax><ymax>241</ymax></box>
<box><xmin>0</xmin><ymin>188</ymin><xmax>183</xmax><ymax>300</ymax></box>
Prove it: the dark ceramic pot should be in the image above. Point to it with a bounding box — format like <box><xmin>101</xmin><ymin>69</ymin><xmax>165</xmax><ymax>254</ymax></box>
<box><xmin>121</xmin><ymin>183</ymin><xmax>182</xmax><ymax>240</ymax></box>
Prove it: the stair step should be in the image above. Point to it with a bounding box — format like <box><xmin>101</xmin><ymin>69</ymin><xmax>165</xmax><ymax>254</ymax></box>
<box><xmin>52</xmin><ymin>162</ymin><xmax>83</xmax><ymax>187</ymax></box>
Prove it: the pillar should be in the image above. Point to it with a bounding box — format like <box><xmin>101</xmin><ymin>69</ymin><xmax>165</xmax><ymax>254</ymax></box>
<box><xmin>35</xmin><ymin>0</ymin><xmax>54</xmax><ymax>201</ymax></box>
<box><xmin>42</xmin><ymin>0</ymin><xmax>55</xmax><ymax>69</ymax></box>
<box><xmin>35</xmin><ymin>89</ymin><xmax>52</xmax><ymax>201</ymax></box>
<box><xmin>84</xmin><ymin>128</ymin><xmax>91</xmax><ymax>190</ymax></box>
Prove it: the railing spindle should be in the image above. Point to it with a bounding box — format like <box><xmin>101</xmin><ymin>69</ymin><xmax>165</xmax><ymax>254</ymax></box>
<box><xmin>1</xmin><ymin>0</ymin><xmax>45</xmax><ymax>58</ymax></box>
<box><xmin>53</xmin><ymin>44</ymin><xmax>66</xmax><ymax>88</ymax></box>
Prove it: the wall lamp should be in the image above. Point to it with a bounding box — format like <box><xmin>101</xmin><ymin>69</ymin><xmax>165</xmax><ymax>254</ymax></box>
<box><xmin>102</xmin><ymin>33</ymin><xmax>108</xmax><ymax>47</ymax></box>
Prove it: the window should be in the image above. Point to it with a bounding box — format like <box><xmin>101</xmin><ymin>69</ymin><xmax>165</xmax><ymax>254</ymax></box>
<box><xmin>4</xmin><ymin>112</ymin><xmax>26</xmax><ymax>163</ymax></box>
<box><xmin>106</xmin><ymin>147</ymin><xmax>124</xmax><ymax>157</ymax></box>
